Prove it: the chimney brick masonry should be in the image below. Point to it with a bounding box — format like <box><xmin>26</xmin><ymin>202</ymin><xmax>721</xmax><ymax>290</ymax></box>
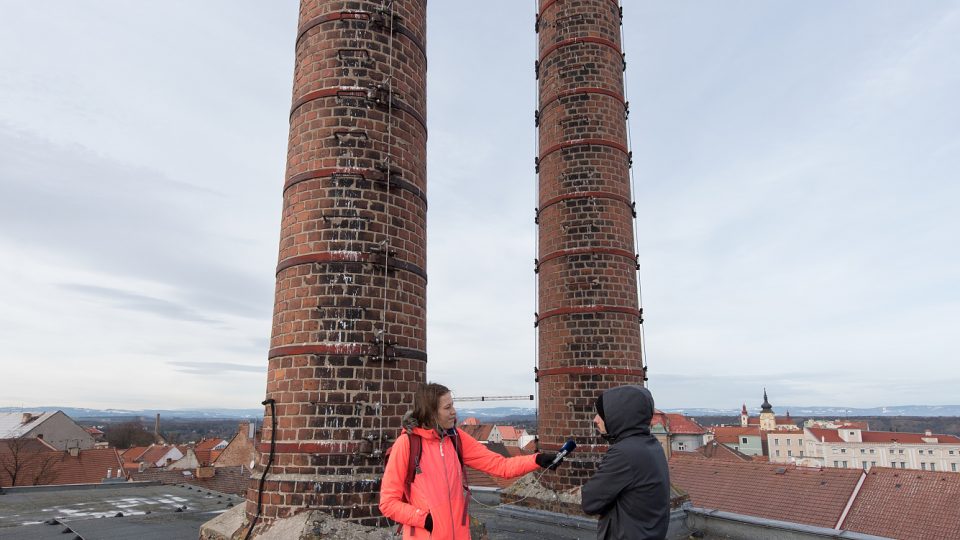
<box><xmin>535</xmin><ymin>0</ymin><xmax>646</xmax><ymax>490</ymax></box>
<box><xmin>246</xmin><ymin>0</ymin><xmax>428</xmax><ymax>530</ymax></box>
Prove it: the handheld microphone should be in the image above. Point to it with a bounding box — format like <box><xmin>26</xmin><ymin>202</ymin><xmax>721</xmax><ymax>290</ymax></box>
<box><xmin>550</xmin><ymin>439</ymin><xmax>577</xmax><ymax>467</ymax></box>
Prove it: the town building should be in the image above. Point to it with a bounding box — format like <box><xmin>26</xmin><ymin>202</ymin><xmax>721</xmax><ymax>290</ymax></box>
<box><xmin>0</xmin><ymin>437</ymin><xmax>125</xmax><ymax>487</ymax></box>
<box><xmin>0</xmin><ymin>411</ymin><xmax>96</xmax><ymax>451</ymax></box>
<box><xmin>711</xmin><ymin>426</ymin><xmax>764</xmax><ymax>456</ymax></box>
<box><xmin>797</xmin><ymin>426</ymin><xmax>960</xmax><ymax>472</ymax></box>
<box><xmin>670</xmin><ymin>453</ymin><xmax>960</xmax><ymax>539</ymax></box>
<box><xmin>650</xmin><ymin>411</ymin><xmax>710</xmax><ymax>456</ymax></box>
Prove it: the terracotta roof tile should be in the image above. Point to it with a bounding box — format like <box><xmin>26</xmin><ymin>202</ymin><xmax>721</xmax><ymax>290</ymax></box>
<box><xmin>806</xmin><ymin>427</ymin><xmax>844</xmax><ymax>443</ymax></box>
<box><xmin>664</xmin><ymin>413</ymin><xmax>707</xmax><ymax>435</ymax></box>
<box><xmin>710</xmin><ymin>426</ymin><xmax>760</xmax><ymax>444</ymax></box>
<box><xmin>130</xmin><ymin>465</ymin><xmax>250</xmax><ymax>496</ymax></box>
<box><xmin>121</xmin><ymin>446</ymin><xmax>150</xmax><ymax>462</ymax></box>
<box><xmin>460</xmin><ymin>424</ymin><xmax>493</xmax><ymax>442</ymax></box>
<box><xmin>0</xmin><ymin>442</ymin><xmax>125</xmax><ymax>486</ymax></box>
<box><xmin>496</xmin><ymin>426</ymin><xmax>519</xmax><ymax>440</ymax></box>
<box><xmin>669</xmin><ymin>453</ymin><xmax>863</xmax><ymax>529</ymax></box>
<box><xmin>859</xmin><ymin>431</ymin><xmax>960</xmax><ymax>444</ymax></box>
<box><xmin>842</xmin><ymin>467</ymin><xmax>960</xmax><ymax>540</ymax></box>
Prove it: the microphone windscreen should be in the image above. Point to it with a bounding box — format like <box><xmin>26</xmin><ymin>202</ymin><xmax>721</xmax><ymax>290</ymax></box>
<box><xmin>561</xmin><ymin>439</ymin><xmax>576</xmax><ymax>453</ymax></box>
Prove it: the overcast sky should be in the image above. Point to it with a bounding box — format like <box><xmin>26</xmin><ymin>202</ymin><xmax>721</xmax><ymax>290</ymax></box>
<box><xmin>1</xmin><ymin>1</ymin><xmax>957</xmax><ymax>412</ymax></box>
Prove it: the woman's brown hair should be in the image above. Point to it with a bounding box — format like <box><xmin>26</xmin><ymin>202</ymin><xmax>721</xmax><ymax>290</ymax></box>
<box><xmin>411</xmin><ymin>382</ymin><xmax>451</xmax><ymax>429</ymax></box>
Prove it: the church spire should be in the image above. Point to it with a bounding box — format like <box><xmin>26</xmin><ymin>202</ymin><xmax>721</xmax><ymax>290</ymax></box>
<box><xmin>761</xmin><ymin>388</ymin><xmax>773</xmax><ymax>412</ymax></box>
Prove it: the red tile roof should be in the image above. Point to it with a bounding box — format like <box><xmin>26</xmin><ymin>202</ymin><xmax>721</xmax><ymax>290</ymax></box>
<box><xmin>463</xmin><ymin>442</ymin><xmax>532</xmax><ymax>490</ymax></box>
<box><xmin>130</xmin><ymin>465</ymin><xmax>250</xmax><ymax>496</ymax></box>
<box><xmin>0</xmin><ymin>442</ymin><xmax>125</xmax><ymax>486</ymax></box>
<box><xmin>460</xmin><ymin>424</ymin><xmax>494</xmax><ymax>443</ymax></box>
<box><xmin>139</xmin><ymin>444</ymin><xmax>179</xmax><ymax>466</ymax></box>
<box><xmin>841</xmin><ymin>468</ymin><xmax>960</xmax><ymax>540</ymax></box>
<box><xmin>664</xmin><ymin>413</ymin><xmax>707</xmax><ymax>435</ymax></box>
<box><xmin>496</xmin><ymin>426</ymin><xmax>519</xmax><ymax>440</ymax></box>
<box><xmin>461</xmin><ymin>417</ymin><xmax>480</xmax><ymax>426</ymax></box>
<box><xmin>806</xmin><ymin>428</ymin><xmax>844</xmax><ymax>443</ymax></box>
<box><xmin>121</xmin><ymin>446</ymin><xmax>149</xmax><ymax>462</ymax></box>
<box><xmin>669</xmin><ymin>453</ymin><xmax>863</xmax><ymax>529</ymax></box>
<box><xmin>860</xmin><ymin>431</ymin><xmax>960</xmax><ymax>444</ymax></box>
<box><xmin>693</xmin><ymin>441</ymin><xmax>754</xmax><ymax>462</ymax></box>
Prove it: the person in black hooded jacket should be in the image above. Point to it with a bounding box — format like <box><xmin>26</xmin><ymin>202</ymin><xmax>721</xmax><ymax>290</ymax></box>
<box><xmin>581</xmin><ymin>385</ymin><xmax>671</xmax><ymax>540</ymax></box>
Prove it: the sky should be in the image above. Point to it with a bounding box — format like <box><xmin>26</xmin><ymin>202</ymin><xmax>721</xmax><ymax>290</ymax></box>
<box><xmin>1</xmin><ymin>1</ymin><xmax>957</xmax><ymax>411</ymax></box>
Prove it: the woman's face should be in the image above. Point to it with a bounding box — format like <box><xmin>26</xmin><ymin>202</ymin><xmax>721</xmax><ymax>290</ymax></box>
<box><xmin>436</xmin><ymin>392</ymin><xmax>457</xmax><ymax>430</ymax></box>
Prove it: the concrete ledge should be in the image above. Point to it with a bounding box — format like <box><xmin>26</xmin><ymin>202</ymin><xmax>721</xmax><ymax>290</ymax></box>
<box><xmin>0</xmin><ymin>481</ymin><xmax>161</xmax><ymax>494</ymax></box>
<box><xmin>686</xmin><ymin>507</ymin><xmax>892</xmax><ymax>540</ymax></box>
<box><xmin>496</xmin><ymin>504</ymin><xmax>598</xmax><ymax>530</ymax></box>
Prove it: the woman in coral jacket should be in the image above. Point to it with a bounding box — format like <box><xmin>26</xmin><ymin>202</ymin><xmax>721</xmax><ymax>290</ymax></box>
<box><xmin>379</xmin><ymin>383</ymin><xmax>558</xmax><ymax>539</ymax></box>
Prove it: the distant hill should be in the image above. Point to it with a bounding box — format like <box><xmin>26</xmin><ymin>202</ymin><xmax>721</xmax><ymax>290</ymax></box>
<box><xmin>665</xmin><ymin>405</ymin><xmax>960</xmax><ymax>417</ymax></box>
<box><xmin>6</xmin><ymin>404</ymin><xmax>958</xmax><ymax>420</ymax></box>
<box><xmin>0</xmin><ymin>406</ymin><xmax>263</xmax><ymax>420</ymax></box>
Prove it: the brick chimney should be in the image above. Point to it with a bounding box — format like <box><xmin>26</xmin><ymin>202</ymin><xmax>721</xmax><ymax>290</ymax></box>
<box><xmin>535</xmin><ymin>0</ymin><xmax>645</xmax><ymax>490</ymax></box>
<box><xmin>245</xmin><ymin>0</ymin><xmax>427</xmax><ymax>530</ymax></box>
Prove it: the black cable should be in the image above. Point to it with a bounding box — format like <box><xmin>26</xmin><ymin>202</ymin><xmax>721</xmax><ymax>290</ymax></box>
<box><xmin>245</xmin><ymin>398</ymin><xmax>276</xmax><ymax>540</ymax></box>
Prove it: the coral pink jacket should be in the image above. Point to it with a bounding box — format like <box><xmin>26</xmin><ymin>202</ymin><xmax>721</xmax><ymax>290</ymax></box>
<box><xmin>379</xmin><ymin>426</ymin><xmax>540</xmax><ymax>539</ymax></box>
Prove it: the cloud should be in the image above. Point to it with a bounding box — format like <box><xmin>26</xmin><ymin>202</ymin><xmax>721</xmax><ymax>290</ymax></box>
<box><xmin>58</xmin><ymin>283</ymin><xmax>219</xmax><ymax>324</ymax></box>
<box><xmin>167</xmin><ymin>361</ymin><xmax>265</xmax><ymax>376</ymax></box>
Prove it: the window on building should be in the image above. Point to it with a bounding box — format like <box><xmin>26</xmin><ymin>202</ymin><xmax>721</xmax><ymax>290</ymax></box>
<box><xmin>834</xmin><ymin>461</ymin><xmax>839</xmax><ymax>467</ymax></box>
<box><xmin>899</xmin><ymin>449</ymin><xmax>905</xmax><ymax>454</ymax></box>
<box><xmin>787</xmin><ymin>439</ymin><xmax>791</xmax><ymax>446</ymax></box>
<box><xmin>863</xmin><ymin>463</ymin><xmax>869</xmax><ymax>470</ymax></box>
<box><xmin>949</xmin><ymin>450</ymin><xmax>955</xmax><ymax>455</ymax></box>
<box><xmin>871</xmin><ymin>461</ymin><xmax>876</xmax><ymax>467</ymax></box>
<box><xmin>860</xmin><ymin>449</ymin><xmax>866</xmax><ymax>454</ymax></box>
<box><xmin>774</xmin><ymin>438</ymin><xmax>779</xmax><ymax>445</ymax></box>
<box><xmin>870</xmin><ymin>449</ymin><xmax>875</xmax><ymax>454</ymax></box>
<box><xmin>742</xmin><ymin>437</ymin><xmax>748</xmax><ymax>444</ymax></box>
<box><xmin>952</xmin><ymin>463</ymin><xmax>957</xmax><ymax>472</ymax></box>
<box><xmin>931</xmin><ymin>463</ymin><xmax>936</xmax><ymax>471</ymax></box>
<box><xmin>800</xmin><ymin>451</ymin><xmax>804</xmax><ymax>457</ymax></box>
<box><xmin>788</xmin><ymin>450</ymin><xmax>793</xmax><ymax>457</ymax></box>
<box><xmin>842</xmin><ymin>461</ymin><xmax>848</xmax><ymax>467</ymax></box>
<box><xmin>677</xmin><ymin>442</ymin><xmax>686</xmax><ymax>451</ymax></box>
<box><xmin>921</xmin><ymin>463</ymin><xmax>926</xmax><ymax>470</ymax></box>
<box><xmin>841</xmin><ymin>448</ymin><xmax>847</xmax><ymax>454</ymax></box>
<box><xmin>889</xmin><ymin>449</ymin><xmax>895</xmax><ymax>454</ymax></box>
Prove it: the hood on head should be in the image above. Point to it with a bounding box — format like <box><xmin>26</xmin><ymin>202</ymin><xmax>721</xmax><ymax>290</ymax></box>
<box><xmin>597</xmin><ymin>385</ymin><xmax>654</xmax><ymax>440</ymax></box>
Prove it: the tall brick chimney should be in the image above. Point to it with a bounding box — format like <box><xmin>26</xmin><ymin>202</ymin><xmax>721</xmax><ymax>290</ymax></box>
<box><xmin>535</xmin><ymin>0</ymin><xmax>645</xmax><ymax>490</ymax></box>
<box><xmin>246</xmin><ymin>0</ymin><xmax>427</xmax><ymax>530</ymax></box>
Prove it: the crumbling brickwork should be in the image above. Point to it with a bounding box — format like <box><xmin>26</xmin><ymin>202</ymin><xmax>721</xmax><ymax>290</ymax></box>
<box><xmin>246</xmin><ymin>0</ymin><xmax>427</xmax><ymax>530</ymax></box>
<box><xmin>536</xmin><ymin>0</ymin><xmax>646</xmax><ymax>490</ymax></box>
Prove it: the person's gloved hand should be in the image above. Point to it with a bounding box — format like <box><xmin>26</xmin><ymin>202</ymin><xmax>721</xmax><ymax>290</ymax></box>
<box><xmin>424</xmin><ymin>513</ymin><xmax>433</xmax><ymax>532</ymax></box>
<box><xmin>535</xmin><ymin>452</ymin><xmax>560</xmax><ymax>469</ymax></box>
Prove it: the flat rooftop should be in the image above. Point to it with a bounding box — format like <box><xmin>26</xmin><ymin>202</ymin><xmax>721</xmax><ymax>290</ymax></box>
<box><xmin>0</xmin><ymin>481</ymin><xmax>241</xmax><ymax>540</ymax></box>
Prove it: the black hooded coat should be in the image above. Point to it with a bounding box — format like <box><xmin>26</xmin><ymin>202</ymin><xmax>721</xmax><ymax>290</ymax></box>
<box><xmin>581</xmin><ymin>385</ymin><xmax>671</xmax><ymax>540</ymax></box>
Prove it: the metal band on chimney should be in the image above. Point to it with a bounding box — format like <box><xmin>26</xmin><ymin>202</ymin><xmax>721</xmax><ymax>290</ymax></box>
<box><xmin>289</xmin><ymin>86</ymin><xmax>428</xmax><ymax>134</ymax></box>
<box><xmin>539</xmin><ymin>87</ymin><xmax>627</xmax><ymax>117</ymax></box>
<box><xmin>283</xmin><ymin>167</ymin><xmax>428</xmax><ymax>208</ymax></box>
<box><xmin>275</xmin><ymin>252</ymin><xmax>428</xmax><ymax>282</ymax></box>
<box><xmin>539</xmin><ymin>138</ymin><xmax>630</xmax><ymax>162</ymax></box>
<box><xmin>539</xmin><ymin>36</ymin><xmax>622</xmax><ymax>64</ymax></box>
<box><xmin>538</xmin><ymin>191</ymin><xmax>633</xmax><ymax>214</ymax></box>
<box><xmin>536</xmin><ymin>247</ymin><xmax>637</xmax><ymax>271</ymax></box>
<box><xmin>536</xmin><ymin>305</ymin><xmax>642</xmax><ymax>326</ymax></box>
<box><xmin>268</xmin><ymin>344</ymin><xmax>427</xmax><ymax>362</ymax></box>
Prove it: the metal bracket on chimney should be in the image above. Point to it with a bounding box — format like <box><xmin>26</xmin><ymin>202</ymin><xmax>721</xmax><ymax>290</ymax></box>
<box><xmin>369</xmin><ymin>7</ymin><xmax>402</xmax><ymax>31</ymax></box>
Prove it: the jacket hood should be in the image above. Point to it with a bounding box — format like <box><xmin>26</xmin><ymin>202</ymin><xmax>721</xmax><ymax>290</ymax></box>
<box><xmin>597</xmin><ymin>385</ymin><xmax>654</xmax><ymax>441</ymax></box>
